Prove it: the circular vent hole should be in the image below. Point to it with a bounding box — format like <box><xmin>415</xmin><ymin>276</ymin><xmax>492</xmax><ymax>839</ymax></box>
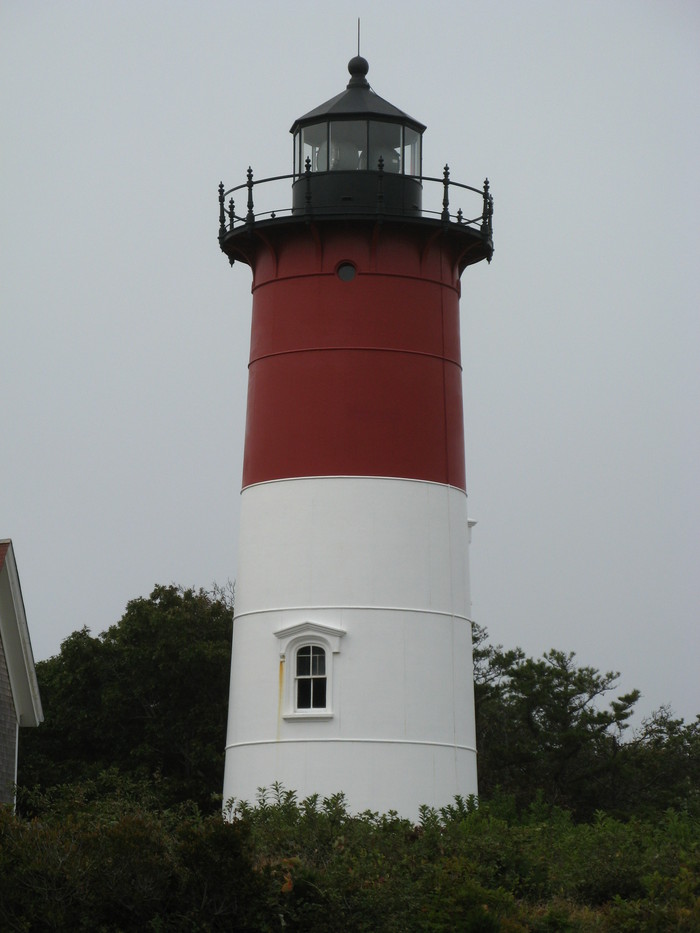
<box><xmin>336</xmin><ymin>262</ymin><xmax>356</xmax><ymax>281</ymax></box>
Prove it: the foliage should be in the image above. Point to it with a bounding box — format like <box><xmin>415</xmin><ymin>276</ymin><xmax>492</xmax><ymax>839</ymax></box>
<box><xmin>0</xmin><ymin>782</ymin><xmax>269</xmax><ymax>932</ymax></box>
<box><xmin>18</xmin><ymin>584</ymin><xmax>233</xmax><ymax>813</ymax></box>
<box><xmin>18</xmin><ymin>590</ymin><xmax>698</xmax><ymax>826</ymax></box>
<box><xmin>616</xmin><ymin>706</ymin><xmax>700</xmax><ymax>818</ymax></box>
<box><xmin>235</xmin><ymin>787</ymin><xmax>698</xmax><ymax>931</ymax></box>
<box><xmin>3</xmin><ymin>782</ymin><xmax>698</xmax><ymax>931</ymax></box>
<box><xmin>472</xmin><ymin>624</ymin><xmax>699</xmax><ymax>820</ymax></box>
<box><xmin>12</xmin><ymin>585</ymin><xmax>700</xmax><ymax>927</ymax></box>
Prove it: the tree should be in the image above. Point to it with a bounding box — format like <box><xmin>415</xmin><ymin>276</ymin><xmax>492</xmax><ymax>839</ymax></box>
<box><xmin>473</xmin><ymin>624</ymin><xmax>641</xmax><ymax>817</ymax></box>
<box><xmin>18</xmin><ymin>584</ymin><xmax>233</xmax><ymax>812</ymax></box>
<box><xmin>19</xmin><ymin>598</ymin><xmax>697</xmax><ymax>821</ymax></box>
<box><xmin>614</xmin><ymin>706</ymin><xmax>700</xmax><ymax>817</ymax></box>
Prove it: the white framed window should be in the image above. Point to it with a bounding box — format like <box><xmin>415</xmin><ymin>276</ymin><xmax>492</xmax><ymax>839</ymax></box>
<box><xmin>274</xmin><ymin>621</ymin><xmax>345</xmax><ymax>720</ymax></box>
<box><xmin>295</xmin><ymin>644</ymin><xmax>327</xmax><ymax>709</ymax></box>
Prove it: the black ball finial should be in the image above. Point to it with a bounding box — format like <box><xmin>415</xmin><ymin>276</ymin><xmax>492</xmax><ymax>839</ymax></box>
<box><xmin>347</xmin><ymin>55</ymin><xmax>369</xmax><ymax>88</ymax></box>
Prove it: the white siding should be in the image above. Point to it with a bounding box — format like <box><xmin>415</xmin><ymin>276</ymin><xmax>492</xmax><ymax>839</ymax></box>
<box><xmin>224</xmin><ymin>476</ymin><xmax>477</xmax><ymax>820</ymax></box>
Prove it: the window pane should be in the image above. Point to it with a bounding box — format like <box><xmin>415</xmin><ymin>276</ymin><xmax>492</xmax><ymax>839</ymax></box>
<box><xmin>301</xmin><ymin>122</ymin><xmax>329</xmax><ymax>172</ymax></box>
<box><xmin>296</xmin><ymin>647</ymin><xmax>311</xmax><ymax>676</ymax></box>
<box><xmin>403</xmin><ymin>127</ymin><xmax>421</xmax><ymax>177</ymax></box>
<box><xmin>311</xmin><ymin>647</ymin><xmax>326</xmax><ymax>676</ymax></box>
<box><xmin>329</xmin><ymin>120</ymin><xmax>366</xmax><ymax>171</ymax></box>
<box><xmin>312</xmin><ymin>679</ymin><xmax>327</xmax><ymax>708</ymax></box>
<box><xmin>369</xmin><ymin>121</ymin><xmax>402</xmax><ymax>173</ymax></box>
<box><xmin>297</xmin><ymin>678</ymin><xmax>311</xmax><ymax>709</ymax></box>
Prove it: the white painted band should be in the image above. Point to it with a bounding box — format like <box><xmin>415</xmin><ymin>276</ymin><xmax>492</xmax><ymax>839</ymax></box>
<box><xmin>235</xmin><ymin>475</ymin><xmax>472</xmax><ymax>617</ymax></box>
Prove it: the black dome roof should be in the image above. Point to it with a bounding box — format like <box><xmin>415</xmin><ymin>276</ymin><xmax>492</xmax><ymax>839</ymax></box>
<box><xmin>290</xmin><ymin>57</ymin><xmax>426</xmax><ymax>134</ymax></box>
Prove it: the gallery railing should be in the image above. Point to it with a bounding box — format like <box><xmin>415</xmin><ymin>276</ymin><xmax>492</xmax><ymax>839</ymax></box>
<box><xmin>218</xmin><ymin>163</ymin><xmax>493</xmax><ymax>240</ymax></box>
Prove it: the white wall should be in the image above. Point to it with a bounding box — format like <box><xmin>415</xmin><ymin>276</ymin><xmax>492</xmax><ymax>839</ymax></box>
<box><xmin>224</xmin><ymin>477</ymin><xmax>477</xmax><ymax>819</ymax></box>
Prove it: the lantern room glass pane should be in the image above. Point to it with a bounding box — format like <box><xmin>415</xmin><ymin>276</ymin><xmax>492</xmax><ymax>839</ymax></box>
<box><xmin>403</xmin><ymin>127</ymin><xmax>421</xmax><ymax>177</ymax></box>
<box><xmin>329</xmin><ymin>120</ymin><xmax>367</xmax><ymax>170</ymax></box>
<box><xmin>301</xmin><ymin>122</ymin><xmax>329</xmax><ymax>172</ymax></box>
<box><xmin>368</xmin><ymin>121</ymin><xmax>402</xmax><ymax>173</ymax></box>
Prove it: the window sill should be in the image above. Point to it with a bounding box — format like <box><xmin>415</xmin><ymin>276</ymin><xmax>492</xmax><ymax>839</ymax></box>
<box><xmin>283</xmin><ymin>711</ymin><xmax>334</xmax><ymax>721</ymax></box>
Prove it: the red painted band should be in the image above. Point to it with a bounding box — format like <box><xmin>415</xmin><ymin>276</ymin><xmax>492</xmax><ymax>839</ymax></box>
<box><xmin>240</xmin><ymin>225</ymin><xmax>468</xmax><ymax>490</ymax></box>
<box><xmin>242</xmin><ymin>349</ymin><xmax>466</xmax><ymax>489</ymax></box>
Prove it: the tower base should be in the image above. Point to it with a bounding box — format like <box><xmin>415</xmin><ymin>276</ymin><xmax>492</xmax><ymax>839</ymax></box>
<box><xmin>223</xmin><ymin>476</ymin><xmax>478</xmax><ymax>821</ymax></box>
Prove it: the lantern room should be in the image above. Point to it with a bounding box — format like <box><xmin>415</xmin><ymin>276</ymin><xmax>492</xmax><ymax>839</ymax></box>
<box><xmin>290</xmin><ymin>56</ymin><xmax>426</xmax><ymax>215</ymax></box>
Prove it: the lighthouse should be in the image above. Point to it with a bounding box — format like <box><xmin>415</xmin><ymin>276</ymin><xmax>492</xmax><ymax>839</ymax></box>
<box><xmin>219</xmin><ymin>56</ymin><xmax>493</xmax><ymax>819</ymax></box>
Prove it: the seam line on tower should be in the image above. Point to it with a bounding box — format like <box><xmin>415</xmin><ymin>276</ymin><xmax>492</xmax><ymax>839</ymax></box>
<box><xmin>250</xmin><ymin>270</ymin><xmax>461</xmax><ymax>292</ymax></box>
<box><xmin>239</xmin><ymin>475</ymin><xmax>470</xmax><ymax>493</ymax></box>
<box><xmin>233</xmin><ymin>606</ymin><xmax>475</xmax><ymax>622</ymax></box>
<box><xmin>248</xmin><ymin>345</ymin><xmax>463</xmax><ymax>367</ymax></box>
<box><xmin>226</xmin><ymin>738</ymin><xmax>478</xmax><ymax>752</ymax></box>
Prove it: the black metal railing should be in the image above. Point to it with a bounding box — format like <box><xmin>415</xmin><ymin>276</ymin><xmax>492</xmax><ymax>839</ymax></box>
<box><xmin>218</xmin><ymin>162</ymin><xmax>493</xmax><ymax>239</ymax></box>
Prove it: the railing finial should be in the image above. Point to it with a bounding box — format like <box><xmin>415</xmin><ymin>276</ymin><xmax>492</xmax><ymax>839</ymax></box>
<box><xmin>482</xmin><ymin>177</ymin><xmax>493</xmax><ymax>237</ymax></box>
<box><xmin>376</xmin><ymin>156</ymin><xmax>385</xmax><ymax>214</ymax></box>
<box><xmin>246</xmin><ymin>167</ymin><xmax>255</xmax><ymax>223</ymax></box>
<box><xmin>304</xmin><ymin>157</ymin><xmax>312</xmax><ymax>214</ymax></box>
<box><xmin>218</xmin><ymin>182</ymin><xmax>226</xmax><ymax>237</ymax></box>
<box><xmin>441</xmin><ymin>164</ymin><xmax>450</xmax><ymax>221</ymax></box>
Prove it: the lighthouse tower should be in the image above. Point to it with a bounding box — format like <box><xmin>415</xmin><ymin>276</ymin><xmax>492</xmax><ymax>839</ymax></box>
<box><xmin>219</xmin><ymin>57</ymin><xmax>493</xmax><ymax>819</ymax></box>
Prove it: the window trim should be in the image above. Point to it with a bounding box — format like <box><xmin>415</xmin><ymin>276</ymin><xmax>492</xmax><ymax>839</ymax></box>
<box><xmin>294</xmin><ymin>643</ymin><xmax>327</xmax><ymax>711</ymax></box>
<box><xmin>274</xmin><ymin>621</ymin><xmax>345</xmax><ymax>721</ymax></box>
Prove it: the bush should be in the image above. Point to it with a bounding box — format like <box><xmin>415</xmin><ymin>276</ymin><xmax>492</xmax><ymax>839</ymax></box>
<box><xmin>0</xmin><ymin>785</ymin><xmax>269</xmax><ymax>932</ymax></box>
<box><xmin>3</xmin><ymin>784</ymin><xmax>699</xmax><ymax>931</ymax></box>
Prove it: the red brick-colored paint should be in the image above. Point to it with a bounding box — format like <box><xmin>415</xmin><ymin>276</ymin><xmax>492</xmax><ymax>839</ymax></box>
<box><xmin>239</xmin><ymin>223</ymin><xmax>470</xmax><ymax>491</ymax></box>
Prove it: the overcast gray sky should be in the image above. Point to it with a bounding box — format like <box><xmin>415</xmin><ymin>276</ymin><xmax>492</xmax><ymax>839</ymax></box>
<box><xmin>2</xmin><ymin>0</ymin><xmax>699</xmax><ymax>728</ymax></box>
